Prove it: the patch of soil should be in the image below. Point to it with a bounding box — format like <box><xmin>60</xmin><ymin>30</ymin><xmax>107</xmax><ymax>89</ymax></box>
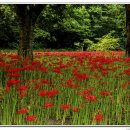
<box><xmin>46</xmin><ymin>118</ymin><xmax>71</xmax><ymax>125</ymax></box>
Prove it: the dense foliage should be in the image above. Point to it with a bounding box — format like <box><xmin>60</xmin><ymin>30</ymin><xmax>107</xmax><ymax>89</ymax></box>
<box><xmin>0</xmin><ymin>4</ymin><xmax>126</xmax><ymax>51</ymax></box>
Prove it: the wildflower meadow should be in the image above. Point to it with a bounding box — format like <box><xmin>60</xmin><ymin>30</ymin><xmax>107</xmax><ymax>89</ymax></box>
<box><xmin>0</xmin><ymin>51</ymin><xmax>130</xmax><ymax>125</ymax></box>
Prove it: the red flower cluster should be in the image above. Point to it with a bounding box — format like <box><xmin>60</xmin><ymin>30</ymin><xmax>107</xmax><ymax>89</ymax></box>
<box><xmin>61</xmin><ymin>104</ymin><xmax>70</xmax><ymax>110</ymax></box>
<box><xmin>7</xmin><ymin>79</ymin><xmax>21</xmax><ymax>87</ymax></box>
<box><xmin>52</xmin><ymin>67</ymin><xmax>61</xmax><ymax>74</ymax></box>
<box><xmin>25</xmin><ymin>115</ymin><xmax>36</xmax><ymax>122</ymax></box>
<box><xmin>39</xmin><ymin>89</ymin><xmax>59</xmax><ymax>98</ymax></box>
<box><xmin>1</xmin><ymin>51</ymin><xmax>128</xmax><ymax>124</ymax></box>
<box><xmin>101</xmin><ymin>71</ymin><xmax>108</xmax><ymax>76</ymax></box>
<box><xmin>39</xmin><ymin>90</ymin><xmax>46</xmax><ymax>97</ymax></box>
<box><xmin>16</xmin><ymin>86</ymin><xmax>27</xmax><ymax>91</ymax></box>
<box><xmin>51</xmin><ymin>89</ymin><xmax>59</xmax><ymax>95</ymax></box>
<box><xmin>4</xmin><ymin>79</ymin><xmax>21</xmax><ymax>92</ymax></box>
<box><xmin>41</xmin><ymin>79</ymin><xmax>50</xmax><ymax>84</ymax></box>
<box><xmin>94</xmin><ymin>114</ymin><xmax>104</xmax><ymax>122</ymax></box>
<box><xmin>85</xmin><ymin>95</ymin><xmax>97</xmax><ymax>102</ymax></box>
<box><xmin>44</xmin><ymin>102</ymin><xmax>53</xmax><ymax>108</ymax></box>
<box><xmin>63</xmin><ymin>79</ymin><xmax>80</xmax><ymax>89</ymax></box>
<box><xmin>74</xmin><ymin>73</ymin><xmax>89</xmax><ymax>81</ymax></box>
<box><xmin>124</xmin><ymin>68</ymin><xmax>130</xmax><ymax>76</ymax></box>
<box><xmin>77</xmin><ymin>89</ymin><xmax>93</xmax><ymax>96</ymax></box>
<box><xmin>4</xmin><ymin>67</ymin><xmax>23</xmax><ymax>73</ymax></box>
<box><xmin>46</xmin><ymin>91</ymin><xmax>54</xmax><ymax>98</ymax></box>
<box><xmin>40</xmin><ymin>67</ymin><xmax>47</xmax><ymax>73</ymax></box>
<box><xmin>17</xmin><ymin>107</ymin><xmax>29</xmax><ymax>114</ymax></box>
<box><xmin>99</xmin><ymin>91</ymin><xmax>111</xmax><ymax>96</ymax></box>
<box><xmin>24</xmin><ymin>65</ymin><xmax>33</xmax><ymax>71</ymax></box>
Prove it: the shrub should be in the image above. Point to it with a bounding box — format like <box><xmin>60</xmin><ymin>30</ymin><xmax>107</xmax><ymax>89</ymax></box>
<box><xmin>88</xmin><ymin>31</ymin><xmax>121</xmax><ymax>51</ymax></box>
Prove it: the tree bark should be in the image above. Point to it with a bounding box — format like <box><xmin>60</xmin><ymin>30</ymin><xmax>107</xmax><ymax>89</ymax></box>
<box><xmin>14</xmin><ymin>4</ymin><xmax>45</xmax><ymax>60</ymax></box>
<box><xmin>83</xmin><ymin>45</ymin><xmax>87</xmax><ymax>51</ymax></box>
<box><xmin>19</xmin><ymin>13</ymin><xmax>33</xmax><ymax>60</ymax></box>
<box><xmin>126</xmin><ymin>4</ymin><xmax>130</xmax><ymax>56</ymax></box>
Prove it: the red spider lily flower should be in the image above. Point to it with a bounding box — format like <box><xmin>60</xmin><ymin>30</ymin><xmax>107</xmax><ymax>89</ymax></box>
<box><xmin>4</xmin><ymin>87</ymin><xmax>10</xmax><ymax>92</ymax></box>
<box><xmin>123</xmin><ymin>69</ymin><xmax>130</xmax><ymax>76</ymax></box>
<box><xmin>85</xmin><ymin>95</ymin><xmax>97</xmax><ymax>102</ymax></box>
<box><xmin>45</xmin><ymin>91</ymin><xmax>54</xmax><ymax>98</ymax></box>
<box><xmin>7</xmin><ymin>79</ymin><xmax>21</xmax><ymax>87</ymax></box>
<box><xmin>39</xmin><ymin>90</ymin><xmax>46</xmax><ymax>97</ymax></box>
<box><xmin>99</xmin><ymin>91</ymin><xmax>111</xmax><ymax>96</ymax></box>
<box><xmin>25</xmin><ymin>115</ymin><xmax>36</xmax><ymax>122</ymax></box>
<box><xmin>101</xmin><ymin>71</ymin><xmax>108</xmax><ymax>76</ymax></box>
<box><xmin>63</xmin><ymin>83</ymin><xmax>78</xmax><ymax>89</ymax></box>
<box><xmin>51</xmin><ymin>89</ymin><xmax>59</xmax><ymax>95</ymax></box>
<box><xmin>77</xmin><ymin>89</ymin><xmax>92</xmax><ymax>96</ymax></box>
<box><xmin>66</xmin><ymin>79</ymin><xmax>73</xmax><ymax>84</ymax></box>
<box><xmin>24</xmin><ymin>65</ymin><xmax>33</xmax><ymax>71</ymax></box>
<box><xmin>17</xmin><ymin>107</ymin><xmax>29</xmax><ymax>114</ymax></box>
<box><xmin>74</xmin><ymin>73</ymin><xmax>89</xmax><ymax>81</ymax></box>
<box><xmin>19</xmin><ymin>91</ymin><xmax>27</xmax><ymax>97</ymax></box>
<box><xmin>124</xmin><ymin>57</ymin><xmax>130</xmax><ymax>62</ymax></box>
<box><xmin>41</xmin><ymin>80</ymin><xmax>50</xmax><ymax>84</ymax></box>
<box><xmin>16</xmin><ymin>86</ymin><xmax>27</xmax><ymax>91</ymax></box>
<box><xmin>72</xmin><ymin>66</ymin><xmax>80</xmax><ymax>74</ymax></box>
<box><xmin>52</xmin><ymin>67</ymin><xmax>61</xmax><ymax>74</ymax></box>
<box><xmin>40</xmin><ymin>67</ymin><xmax>47</xmax><ymax>73</ymax></box>
<box><xmin>94</xmin><ymin>114</ymin><xmax>104</xmax><ymax>122</ymax></box>
<box><xmin>44</xmin><ymin>102</ymin><xmax>53</xmax><ymax>108</ymax></box>
<box><xmin>72</xmin><ymin>107</ymin><xmax>80</xmax><ymax>112</ymax></box>
<box><xmin>83</xmin><ymin>89</ymin><xmax>93</xmax><ymax>95</ymax></box>
<box><xmin>61</xmin><ymin>104</ymin><xmax>70</xmax><ymax>110</ymax></box>
<box><xmin>59</xmin><ymin>64</ymin><xmax>67</xmax><ymax>69</ymax></box>
<box><xmin>29</xmin><ymin>61</ymin><xmax>41</xmax><ymax>66</ymax></box>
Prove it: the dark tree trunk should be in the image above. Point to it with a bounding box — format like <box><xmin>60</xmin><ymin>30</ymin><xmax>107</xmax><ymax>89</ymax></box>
<box><xmin>126</xmin><ymin>5</ymin><xmax>130</xmax><ymax>56</ymax></box>
<box><xmin>83</xmin><ymin>45</ymin><xmax>87</xmax><ymax>51</ymax></box>
<box><xmin>19</xmin><ymin>14</ymin><xmax>34</xmax><ymax>60</ymax></box>
<box><xmin>14</xmin><ymin>4</ymin><xmax>45</xmax><ymax>60</ymax></box>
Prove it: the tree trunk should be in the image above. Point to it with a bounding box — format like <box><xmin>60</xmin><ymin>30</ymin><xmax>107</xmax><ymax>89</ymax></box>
<box><xmin>18</xmin><ymin>14</ymin><xmax>34</xmax><ymax>60</ymax></box>
<box><xmin>83</xmin><ymin>45</ymin><xmax>87</xmax><ymax>51</ymax></box>
<box><xmin>126</xmin><ymin>5</ymin><xmax>130</xmax><ymax>56</ymax></box>
<box><xmin>14</xmin><ymin>5</ymin><xmax>46</xmax><ymax>61</ymax></box>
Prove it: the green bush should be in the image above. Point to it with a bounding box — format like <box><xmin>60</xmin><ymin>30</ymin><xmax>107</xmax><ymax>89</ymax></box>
<box><xmin>88</xmin><ymin>31</ymin><xmax>121</xmax><ymax>51</ymax></box>
<box><xmin>82</xmin><ymin>39</ymin><xmax>94</xmax><ymax>51</ymax></box>
<box><xmin>33</xmin><ymin>28</ymin><xmax>51</xmax><ymax>49</ymax></box>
